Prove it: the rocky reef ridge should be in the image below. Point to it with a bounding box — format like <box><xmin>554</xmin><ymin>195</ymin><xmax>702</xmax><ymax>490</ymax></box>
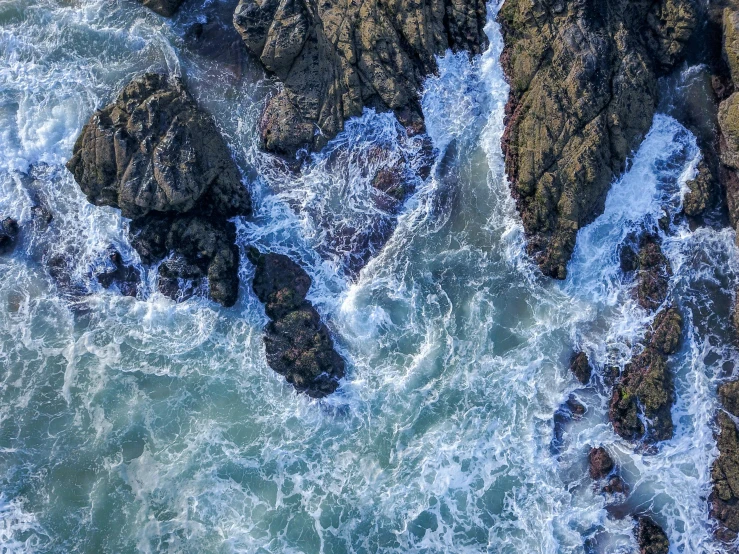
<box><xmin>67</xmin><ymin>73</ymin><xmax>250</xmax><ymax>307</ymax></box>
<box><xmin>233</xmin><ymin>0</ymin><xmax>488</xmax><ymax>157</ymax></box>
<box><xmin>498</xmin><ymin>0</ymin><xmax>698</xmax><ymax>278</ymax></box>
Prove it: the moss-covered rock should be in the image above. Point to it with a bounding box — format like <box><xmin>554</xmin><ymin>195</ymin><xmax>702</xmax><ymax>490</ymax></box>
<box><xmin>634</xmin><ymin>515</ymin><xmax>670</xmax><ymax>554</ymax></box>
<box><xmin>683</xmin><ymin>160</ymin><xmax>716</xmax><ymax>217</ymax></box>
<box><xmin>711</xmin><ymin>410</ymin><xmax>739</xmax><ymax>544</ymax></box>
<box><xmin>636</xmin><ymin>236</ymin><xmax>672</xmax><ymax>313</ymax></box>
<box><xmin>498</xmin><ymin>0</ymin><xmax>697</xmax><ymax>278</ymax></box>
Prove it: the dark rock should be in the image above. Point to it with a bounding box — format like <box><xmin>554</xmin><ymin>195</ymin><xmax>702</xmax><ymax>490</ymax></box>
<box><xmin>46</xmin><ymin>252</ymin><xmax>89</xmax><ymax>298</ymax></box>
<box><xmin>233</xmin><ymin>0</ymin><xmax>488</xmax><ymax>157</ymax></box>
<box><xmin>636</xmin><ymin>236</ymin><xmax>672</xmax><ymax>313</ymax></box>
<box><xmin>498</xmin><ymin>0</ymin><xmax>698</xmax><ymax>279</ymax></box>
<box><xmin>711</xmin><ymin>410</ymin><xmax>739</xmax><ymax>544</ymax></box>
<box><xmin>588</xmin><ymin>447</ymin><xmax>615</xmax><ymax>480</ymax></box>
<box><xmin>683</xmin><ymin>160</ymin><xmax>716</xmax><ymax>217</ymax></box>
<box><xmin>138</xmin><ymin>0</ymin><xmax>184</xmax><ymax>17</ymax></box>
<box><xmin>610</xmin><ymin>347</ymin><xmax>674</xmax><ymax>443</ymax></box>
<box><xmin>67</xmin><ymin>73</ymin><xmax>250</xmax><ymax>220</ymax></box>
<box><xmin>30</xmin><ymin>204</ymin><xmax>53</xmax><ymax>232</ymax></box>
<box><xmin>67</xmin><ymin>74</ymin><xmax>251</xmax><ymax>307</ymax></box>
<box><xmin>566</xmin><ymin>395</ymin><xmax>586</xmax><ymax>418</ymax></box>
<box><xmin>634</xmin><ymin>516</ymin><xmax>670</xmax><ymax>554</ymax></box>
<box><xmin>603</xmin><ymin>475</ymin><xmax>628</xmax><ymax>495</ymax></box>
<box><xmin>0</xmin><ymin>217</ymin><xmax>19</xmax><ymax>255</ymax></box>
<box><xmin>570</xmin><ymin>351</ymin><xmax>592</xmax><ymax>384</ymax></box>
<box><xmin>620</xmin><ymin>243</ymin><xmax>639</xmax><ymax>274</ymax></box>
<box><xmin>248</xmin><ymin>249</ymin><xmax>345</xmax><ymax>397</ymax></box>
<box><xmin>646</xmin><ymin>306</ymin><xmax>683</xmax><ymax>356</ymax></box>
<box><xmin>96</xmin><ymin>248</ymin><xmax>140</xmax><ymax>297</ymax></box>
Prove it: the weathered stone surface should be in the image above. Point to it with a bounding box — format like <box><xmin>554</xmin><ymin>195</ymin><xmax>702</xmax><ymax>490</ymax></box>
<box><xmin>711</xmin><ymin>410</ymin><xmax>739</xmax><ymax>544</ymax></box>
<box><xmin>610</xmin><ymin>347</ymin><xmax>674</xmax><ymax>443</ymax></box>
<box><xmin>610</xmin><ymin>305</ymin><xmax>682</xmax><ymax>443</ymax></box>
<box><xmin>68</xmin><ymin>74</ymin><xmax>251</xmax><ymax>307</ymax></box>
<box><xmin>646</xmin><ymin>306</ymin><xmax>683</xmax><ymax>356</ymax></box>
<box><xmin>588</xmin><ymin>446</ymin><xmax>615</xmax><ymax>480</ymax></box>
<box><xmin>248</xmin><ymin>249</ymin><xmax>345</xmax><ymax>397</ymax></box>
<box><xmin>233</xmin><ymin>0</ymin><xmax>488</xmax><ymax>157</ymax></box>
<box><xmin>498</xmin><ymin>0</ymin><xmax>697</xmax><ymax>278</ymax></box>
<box><xmin>636</xmin><ymin>236</ymin><xmax>672</xmax><ymax>313</ymax></box>
<box><xmin>67</xmin><ymin>73</ymin><xmax>250</xmax><ymax>220</ymax></box>
<box><xmin>683</xmin><ymin>160</ymin><xmax>715</xmax><ymax>217</ymax></box>
<box><xmin>96</xmin><ymin>248</ymin><xmax>140</xmax><ymax>298</ymax></box>
<box><xmin>138</xmin><ymin>0</ymin><xmax>184</xmax><ymax>17</ymax></box>
<box><xmin>0</xmin><ymin>217</ymin><xmax>19</xmax><ymax>255</ymax></box>
<box><xmin>634</xmin><ymin>516</ymin><xmax>670</xmax><ymax>554</ymax></box>
<box><xmin>570</xmin><ymin>351</ymin><xmax>592</xmax><ymax>384</ymax></box>
<box><xmin>720</xmin><ymin>380</ymin><xmax>739</xmax><ymax>418</ymax></box>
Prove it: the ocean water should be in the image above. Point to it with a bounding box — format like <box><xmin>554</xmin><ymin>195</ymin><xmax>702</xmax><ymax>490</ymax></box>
<box><xmin>0</xmin><ymin>1</ymin><xmax>737</xmax><ymax>553</ymax></box>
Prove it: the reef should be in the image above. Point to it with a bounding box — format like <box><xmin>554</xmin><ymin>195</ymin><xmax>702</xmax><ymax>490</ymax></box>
<box><xmin>248</xmin><ymin>249</ymin><xmax>345</xmax><ymax>397</ymax></box>
<box><xmin>67</xmin><ymin>73</ymin><xmax>250</xmax><ymax>307</ymax></box>
<box><xmin>498</xmin><ymin>0</ymin><xmax>698</xmax><ymax>278</ymax></box>
<box><xmin>232</xmin><ymin>0</ymin><xmax>488</xmax><ymax>157</ymax></box>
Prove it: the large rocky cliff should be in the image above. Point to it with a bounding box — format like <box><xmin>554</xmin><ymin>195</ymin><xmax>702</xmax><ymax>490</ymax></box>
<box><xmin>498</xmin><ymin>0</ymin><xmax>697</xmax><ymax>278</ymax></box>
<box><xmin>233</xmin><ymin>0</ymin><xmax>488</xmax><ymax>157</ymax></box>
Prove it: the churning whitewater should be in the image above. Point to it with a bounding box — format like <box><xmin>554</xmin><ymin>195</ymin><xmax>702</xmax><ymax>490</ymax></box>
<box><xmin>0</xmin><ymin>0</ymin><xmax>736</xmax><ymax>553</ymax></box>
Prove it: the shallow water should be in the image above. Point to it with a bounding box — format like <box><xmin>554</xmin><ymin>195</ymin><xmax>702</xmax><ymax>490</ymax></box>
<box><xmin>0</xmin><ymin>1</ymin><xmax>737</xmax><ymax>553</ymax></box>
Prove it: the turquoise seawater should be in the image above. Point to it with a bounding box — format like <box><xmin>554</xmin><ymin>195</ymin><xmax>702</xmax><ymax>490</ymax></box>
<box><xmin>0</xmin><ymin>1</ymin><xmax>736</xmax><ymax>552</ymax></box>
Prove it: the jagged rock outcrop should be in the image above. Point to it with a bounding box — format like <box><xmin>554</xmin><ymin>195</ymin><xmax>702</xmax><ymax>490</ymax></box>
<box><xmin>683</xmin><ymin>160</ymin><xmax>716</xmax><ymax>218</ymax></box>
<box><xmin>636</xmin><ymin>235</ymin><xmax>672</xmax><ymax>312</ymax></box>
<box><xmin>588</xmin><ymin>447</ymin><xmax>614</xmax><ymax>480</ymax></box>
<box><xmin>498</xmin><ymin>0</ymin><xmax>698</xmax><ymax>278</ymax></box>
<box><xmin>248</xmin><ymin>249</ymin><xmax>345</xmax><ymax>397</ymax></box>
<box><xmin>570</xmin><ymin>351</ymin><xmax>592</xmax><ymax>384</ymax></box>
<box><xmin>634</xmin><ymin>516</ymin><xmax>670</xmax><ymax>554</ymax></box>
<box><xmin>610</xmin><ymin>306</ymin><xmax>682</xmax><ymax>443</ymax></box>
<box><xmin>0</xmin><ymin>217</ymin><xmax>19</xmax><ymax>255</ymax></box>
<box><xmin>67</xmin><ymin>74</ymin><xmax>251</xmax><ymax>307</ymax></box>
<box><xmin>711</xmin><ymin>380</ymin><xmax>739</xmax><ymax>545</ymax></box>
<box><xmin>138</xmin><ymin>0</ymin><xmax>184</xmax><ymax>17</ymax></box>
<box><xmin>96</xmin><ymin>248</ymin><xmax>140</xmax><ymax>298</ymax></box>
<box><xmin>233</xmin><ymin>0</ymin><xmax>488</xmax><ymax>157</ymax></box>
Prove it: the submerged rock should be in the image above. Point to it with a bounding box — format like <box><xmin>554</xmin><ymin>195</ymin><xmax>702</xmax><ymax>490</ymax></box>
<box><xmin>96</xmin><ymin>248</ymin><xmax>140</xmax><ymax>298</ymax></box>
<box><xmin>67</xmin><ymin>74</ymin><xmax>251</xmax><ymax>307</ymax></box>
<box><xmin>498</xmin><ymin>0</ymin><xmax>698</xmax><ymax>278</ymax></box>
<box><xmin>0</xmin><ymin>217</ymin><xmax>19</xmax><ymax>255</ymax></box>
<box><xmin>570</xmin><ymin>351</ymin><xmax>592</xmax><ymax>385</ymax></box>
<box><xmin>248</xmin><ymin>249</ymin><xmax>345</xmax><ymax>397</ymax></box>
<box><xmin>138</xmin><ymin>0</ymin><xmax>184</xmax><ymax>17</ymax></box>
<box><xmin>233</xmin><ymin>0</ymin><xmax>488</xmax><ymax>156</ymax></box>
<box><xmin>634</xmin><ymin>515</ymin><xmax>670</xmax><ymax>554</ymax></box>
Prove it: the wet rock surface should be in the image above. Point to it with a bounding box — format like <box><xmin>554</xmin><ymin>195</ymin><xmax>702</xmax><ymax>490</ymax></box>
<box><xmin>67</xmin><ymin>74</ymin><xmax>251</xmax><ymax>306</ymax></box>
<box><xmin>683</xmin><ymin>160</ymin><xmax>716</xmax><ymax>218</ymax></box>
<box><xmin>610</xmin><ymin>306</ymin><xmax>682</xmax><ymax>444</ymax></box>
<box><xmin>138</xmin><ymin>0</ymin><xmax>184</xmax><ymax>17</ymax></box>
<box><xmin>95</xmin><ymin>248</ymin><xmax>140</xmax><ymax>298</ymax></box>
<box><xmin>634</xmin><ymin>515</ymin><xmax>670</xmax><ymax>554</ymax></box>
<box><xmin>248</xmin><ymin>249</ymin><xmax>345</xmax><ymax>397</ymax></box>
<box><xmin>570</xmin><ymin>351</ymin><xmax>592</xmax><ymax>385</ymax></box>
<box><xmin>233</xmin><ymin>0</ymin><xmax>488</xmax><ymax>157</ymax></box>
<box><xmin>498</xmin><ymin>0</ymin><xmax>698</xmax><ymax>278</ymax></box>
<box><xmin>0</xmin><ymin>217</ymin><xmax>19</xmax><ymax>255</ymax></box>
<box><xmin>711</xmin><ymin>409</ymin><xmax>739</xmax><ymax>544</ymax></box>
<box><xmin>588</xmin><ymin>447</ymin><xmax>615</xmax><ymax>481</ymax></box>
<box><xmin>636</xmin><ymin>236</ymin><xmax>672</xmax><ymax>313</ymax></box>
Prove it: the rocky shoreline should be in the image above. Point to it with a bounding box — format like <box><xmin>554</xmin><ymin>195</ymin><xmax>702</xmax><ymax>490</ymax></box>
<box><xmin>51</xmin><ymin>0</ymin><xmax>739</xmax><ymax>546</ymax></box>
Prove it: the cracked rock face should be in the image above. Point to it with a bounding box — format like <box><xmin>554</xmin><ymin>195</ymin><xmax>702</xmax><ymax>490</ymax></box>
<box><xmin>248</xmin><ymin>249</ymin><xmax>345</xmax><ymax>397</ymax></box>
<box><xmin>498</xmin><ymin>0</ymin><xmax>697</xmax><ymax>278</ymax></box>
<box><xmin>67</xmin><ymin>74</ymin><xmax>251</xmax><ymax>307</ymax></box>
<box><xmin>67</xmin><ymin>73</ymin><xmax>251</xmax><ymax>220</ymax></box>
<box><xmin>233</xmin><ymin>0</ymin><xmax>488</xmax><ymax>157</ymax></box>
